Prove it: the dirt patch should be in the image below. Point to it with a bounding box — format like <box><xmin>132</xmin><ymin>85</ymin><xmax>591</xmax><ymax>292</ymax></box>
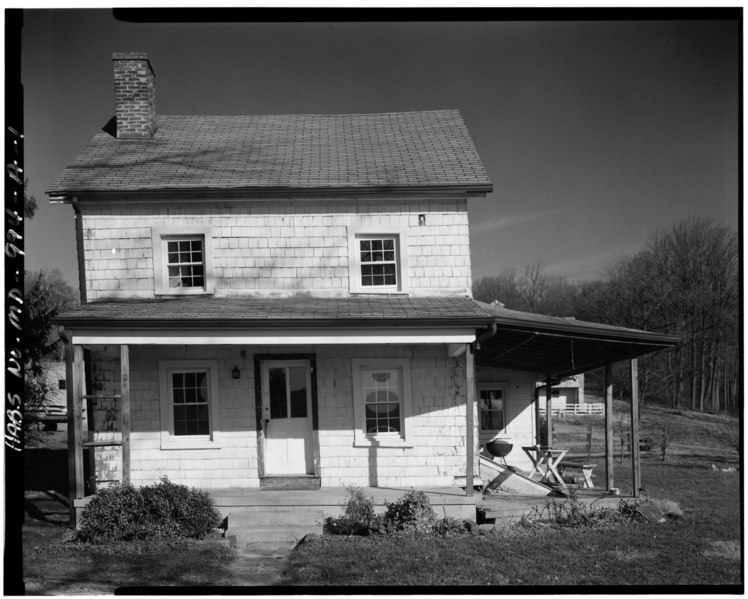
<box><xmin>611</xmin><ymin>548</ymin><xmax>659</xmax><ymax>563</ymax></box>
<box><xmin>703</xmin><ymin>540</ymin><xmax>741</xmax><ymax>561</ymax></box>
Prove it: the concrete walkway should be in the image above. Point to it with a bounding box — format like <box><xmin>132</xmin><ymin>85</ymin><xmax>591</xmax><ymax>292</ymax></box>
<box><xmin>227</xmin><ymin>540</ymin><xmax>296</xmax><ymax>586</ymax></box>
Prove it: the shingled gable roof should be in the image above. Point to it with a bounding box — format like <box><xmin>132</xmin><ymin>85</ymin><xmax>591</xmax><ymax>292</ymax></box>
<box><xmin>47</xmin><ymin>110</ymin><xmax>493</xmax><ymax>197</ymax></box>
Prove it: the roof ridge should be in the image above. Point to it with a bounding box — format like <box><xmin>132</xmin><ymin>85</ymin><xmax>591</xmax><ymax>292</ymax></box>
<box><xmin>155</xmin><ymin>109</ymin><xmax>462</xmax><ymax>119</ymax></box>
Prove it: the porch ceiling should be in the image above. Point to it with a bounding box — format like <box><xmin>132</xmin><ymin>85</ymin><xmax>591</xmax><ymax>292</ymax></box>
<box><xmin>474</xmin><ymin>301</ymin><xmax>680</xmax><ymax>379</ymax></box>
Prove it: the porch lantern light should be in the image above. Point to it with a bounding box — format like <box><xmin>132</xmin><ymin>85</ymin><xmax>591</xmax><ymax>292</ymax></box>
<box><xmin>232</xmin><ymin>366</ymin><xmax>241</xmax><ymax>379</ymax></box>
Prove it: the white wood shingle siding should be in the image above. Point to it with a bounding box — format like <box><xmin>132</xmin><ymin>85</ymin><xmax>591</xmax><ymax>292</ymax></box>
<box><xmin>81</xmin><ymin>197</ymin><xmax>472</xmax><ymax>301</ymax></box>
<box><xmin>88</xmin><ymin>344</ymin><xmax>476</xmax><ymax>489</ymax></box>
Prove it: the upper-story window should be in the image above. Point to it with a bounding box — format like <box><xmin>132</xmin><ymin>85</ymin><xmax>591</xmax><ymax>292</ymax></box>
<box><xmin>166</xmin><ymin>237</ymin><xmax>205</xmax><ymax>288</ymax></box>
<box><xmin>348</xmin><ymin>227</ymin><xmax>409</xmax><ymax>294</ymax></box>
<box><xmin>359</xmin><ymin>237</ymin><xmax>398</xmax><ymax>288</ymax></box>
<box><xmin>152</xmin><ymin>227</ymin><xmax>214</xmax><ymax>295</ymax></box>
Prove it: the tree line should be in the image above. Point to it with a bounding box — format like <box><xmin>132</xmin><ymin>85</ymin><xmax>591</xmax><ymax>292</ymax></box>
<box><xmin>473</xmin><ymin>217</ymin><xmax>739</xmax><ymax>414</ymax></box>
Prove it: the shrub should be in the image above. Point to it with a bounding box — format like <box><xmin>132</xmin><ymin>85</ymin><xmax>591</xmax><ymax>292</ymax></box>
<box><xmin>323</xmin><ymin>486</ymin><xmax>379</xmax><ymax>536</ymax></box>
<box><xmin>381</xmin><ymin>490</ymin><xmax>436</xmax><ymax>533</ymax></box>
<box><xmin>430</xmin><ymin>516</ymin><xmax>470</xmax><ymax>537</ymax></box>
<box><xmin>77</xmin><ymin>478</ymin><xmax>222</xmax><ymax>544</ymax></box>
<box><xmin>78</xmin><ymin>484</ymin><xmax>151</xmax><ymax>543</ymax></box>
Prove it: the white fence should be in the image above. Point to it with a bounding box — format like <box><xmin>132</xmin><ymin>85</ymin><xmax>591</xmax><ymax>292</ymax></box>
<box><xmin>539</xmin><ymin>403</ymin><xmax>605</xmax><ymax>418</ymax></box>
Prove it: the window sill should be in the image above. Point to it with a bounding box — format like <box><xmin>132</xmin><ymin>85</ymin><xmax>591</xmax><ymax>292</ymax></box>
<box><xmin>353</xmin><ymin>434</ymin><xmax>413</xmax><ymax>449</ymax></box>
<box><xmin>160</xmin><ymin>436</ymin><xmax>220</xmax><ymax>450</ymax></box>
<box><xmin>154</xmin><ymin>289</ymin><xmax>214</xmax><ymax>297</ymax></box>
<box><xmin>349</xmin><ymin>290</ymin><xmax>410</xmax><ymax>296</ymax></box>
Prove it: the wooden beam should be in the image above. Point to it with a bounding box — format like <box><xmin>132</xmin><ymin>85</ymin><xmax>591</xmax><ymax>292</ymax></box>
<box><xmin>545</xmin><ymin>377</ymin><xmax>553</xmax><ymax>447</ymax></box>
<box><xmin>121</xmin><ymin>345</ymin><xmax>131</xmax><ymax>485</ymax></box>
<box><xmin>534</xmin><ymin>386</ymin><xmax>542</xmax><ymax>445</ymax></box>
<box><xmin>630</xmin><ymin>358</ymin><xmax>641</xmax><ymax>497</ymax></box>
<box><xmin>604</xmin><ymin>362</ymin><xmax>614</xmax><ymax>491</ymax></box>
<box><xmin>465</xmin><ymin>345</ymin><xmax>475</xmax><ymax>497</ymax></box>
<box><xmin>65</xmin><ymin>341</ymin><xmax>85</xmax><ymax>527</ymax></box>
<box><xmin>83</xmin><ymin>349</ymin><xmax>96</xmax><ymax>496</ymax></box>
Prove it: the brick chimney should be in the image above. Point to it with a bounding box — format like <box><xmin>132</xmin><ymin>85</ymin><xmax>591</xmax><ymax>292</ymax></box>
<box><xmin>112</xmin><ymin>52</ymin><xmax>156</xmax><ymax>139</ymax></box>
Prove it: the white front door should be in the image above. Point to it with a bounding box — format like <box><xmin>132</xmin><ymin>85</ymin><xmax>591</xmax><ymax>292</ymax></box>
<box><xmin>261</xmin><ymin>360</ymin><xmax>313</xmax><ymax>475</ymax></box>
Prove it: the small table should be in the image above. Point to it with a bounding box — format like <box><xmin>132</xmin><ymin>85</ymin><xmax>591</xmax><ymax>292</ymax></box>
<box><xmin>522</xmin><ymin>446</ymin><xmax>569</xmax><ymax>489</ymax></box>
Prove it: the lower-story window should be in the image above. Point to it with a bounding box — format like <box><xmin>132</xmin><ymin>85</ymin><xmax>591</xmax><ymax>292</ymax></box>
<box><xmin>352</xmin><ymin>358</ymin><xmax>412</xmax><ymax>447</ymax></box>
<box><xmin>363</xmin><ymin>368</ymin><xmax>402</xmax><ymax>434</ymax></box>
<box><xmin>171</xmin><ymin>370</ymin><xmax>210</xmax><ymax>435</ymax></box>
<box><xmin>159</xmin><ymin>360</ymin><xmax>220</xmax><ymax>449</ymax></box>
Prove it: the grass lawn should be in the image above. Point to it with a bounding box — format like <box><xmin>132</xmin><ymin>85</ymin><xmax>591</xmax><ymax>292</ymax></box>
<box><xmin>23</xmin><ymin>521</ymin><xmax>237</xmax><ymax>594</ymax></box>
<box><xmin>283</xmin><ymin>407</ymin><xmax>742</xmax><ymax>588</ymax></box>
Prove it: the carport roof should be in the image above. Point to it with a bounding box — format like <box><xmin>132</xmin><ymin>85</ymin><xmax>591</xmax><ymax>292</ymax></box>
<box><xmin>474</xmin><ymin>301</ymin><xmax>681</xmax><ymax>379</ymax></box>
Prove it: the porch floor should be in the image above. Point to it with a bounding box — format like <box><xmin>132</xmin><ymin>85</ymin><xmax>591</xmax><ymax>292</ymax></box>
<box><xmin>209</xmin><ymin>486</ymin><xmax>478</xmax><ymax>518</ymax></box>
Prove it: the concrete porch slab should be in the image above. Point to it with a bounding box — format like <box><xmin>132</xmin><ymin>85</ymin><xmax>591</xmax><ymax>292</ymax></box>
<box><xmin>209</xmin><ymin>486</ymin><xmax>478</xmax><ymax>520</ymax></box>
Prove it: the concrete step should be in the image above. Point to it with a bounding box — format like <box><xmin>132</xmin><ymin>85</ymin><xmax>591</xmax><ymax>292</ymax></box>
<box><xmin>230</xmin><ymin>523</ymin><xmax>324</xmax><ymax>547</ymax></box>
<box><xmin>222</xmin><ymin>509</ymin><xmax>326</xmax><ymax>527</ymax></box>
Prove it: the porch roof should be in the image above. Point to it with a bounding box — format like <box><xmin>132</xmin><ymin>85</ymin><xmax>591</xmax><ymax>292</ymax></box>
<box><xmin>475</xmin><ymin>301</ymin><xmax>681</xmax><ymax>379</ymax></box>
<box><xmin>54</xmin><ymin>295</ymin><xmax>494</xmax><ymax>329</ymax></box>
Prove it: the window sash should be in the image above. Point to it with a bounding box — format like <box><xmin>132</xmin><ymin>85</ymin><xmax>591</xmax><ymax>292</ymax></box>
<box><xmin>170</xmin><ymin>369</ymin><xmax>210</xmax><ymax>436</ymax></box>
<box><xmin>479</xmin><ymin>388</ymin><xmax>505</xmax><ymax>432</ymax></box>
<box><xmin>362</xmin><ymin>368</ymin><xmax>403</xmax><ymax>434</ymax></box>
<box><xmin>359</xmin><ymin>237</ymin><xmax>399</xmax><ymax>288</ymax></box>
<box><xmin>164</xmin><ymin>237</ymin><xmax>205</xmax><ymax>289</ymax></box>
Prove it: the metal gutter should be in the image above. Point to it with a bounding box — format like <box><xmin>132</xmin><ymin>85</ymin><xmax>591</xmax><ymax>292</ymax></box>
<box><xmin>54</xmin><ymin>315</ymin><xmax>495</xmax><ymax>330</ymax></box>
<box><xmin>44</xmin><ymin>183</ymin><xmax>493</xmax><ymax>203</ymax></box>
<box><xmin>490</xmin><ymin>319</ymin><xmax>681</xmax><ymax>346</ymax></box>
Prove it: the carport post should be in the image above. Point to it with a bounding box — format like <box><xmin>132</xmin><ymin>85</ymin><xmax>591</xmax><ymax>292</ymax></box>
<box><xmin>63</xmin><ymin>335</ymin><xmax>85</xmax><ymax>527</ymax></box>
<box><xmin>545</xmin><ymin>377</ymin><xmax>553</xmax><ymax>447</ymax></box>
<box><xmin>121</xmin><ymin>345</ymin><xmax>131</xmax><ymax>485</ymax></box>
<box><xmin>604</xmin><ymin>362</ymin><xmax>614</xmax><ymax>490</ymax></box>
<box><xmin>630</xmin><ymin>358</ymin><xmax>641</xmax><ymax>497</ymax></box>
<box><xmin>465</xmin><ymin>344</ymin><xmax>475</xmax><ymax>497</ymax></box>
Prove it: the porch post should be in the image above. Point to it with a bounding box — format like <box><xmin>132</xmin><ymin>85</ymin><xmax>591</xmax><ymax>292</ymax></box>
<box><xmin>545</xmin><ymin>377</ymin><xmax>553</xmax><ymax>447</ymax></box>
<box><xmin>604</xmin><ymin>362</ymin><xmax>614</xmax><ymax>491</ymax></box>
<box><xmin>630</xmin><ymin>358</ymin><xmax>641</xmax><ymax>497</ymax></box>
<box><xmin>64</xmin><ymin>338</ymin><xmax>85</xmax><ymax>527</ymax></box>
<box><xmin>465</xmin><ymin>344</ymin><xmax>475</xmax><ymax>497</ymax></box>
<box><xmin>120</xmin><ymin>345</ymin><xmax>131</xmax><ymax>485</ymax></box>
<box><xmin>534</xmin><ymin>386</ymin><xmax>541</xmax><ymax>445</ymax></box>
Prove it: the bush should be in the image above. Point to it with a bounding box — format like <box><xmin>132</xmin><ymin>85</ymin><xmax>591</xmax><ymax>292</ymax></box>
<box><xmin>381</xmin><ymin>490</ymin><xmax>436</xmax><ymax>533</ymax></box>
<box><xmin>77</xmin><ymin>484</ymin><xmax>150</xmax><ymax>543</ymax></box>
<box><xmin>430</xmin><ymin>516</ymin><xmax>470</xmax><ymax>537</ymax></box>
<box><xmin>78</xmin><ymin>478</ymin><xmax>222</xmax><ymax>544</ymax></box>
<box><xmin>323</xmin><ymin>486</ymin><xmax>379</xmax><ymax>536</ymax></box>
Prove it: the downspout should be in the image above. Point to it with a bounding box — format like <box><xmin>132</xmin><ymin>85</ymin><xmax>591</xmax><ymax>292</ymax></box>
<box><xmin>72</xmin><ymin>197</ymin><xmax>87</xmax><ymax>305</ymax></box>
<box><xmin>471</xmin><ymin>322</ymin><xmax>498</xmax><ymax>352</ymax></box>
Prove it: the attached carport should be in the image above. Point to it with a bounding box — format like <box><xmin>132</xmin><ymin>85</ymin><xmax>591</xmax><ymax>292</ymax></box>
<box><xmin>472</xmin><ymin>301</ymin><xmax>681</xmax><ymax>497</ymax></box>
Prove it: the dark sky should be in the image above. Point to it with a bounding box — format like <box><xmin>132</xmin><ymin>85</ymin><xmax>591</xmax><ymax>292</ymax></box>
<box><xmin>20</xmin><ymin>10</ymin><xmax>740</xmax><ymax>287</ymax></box>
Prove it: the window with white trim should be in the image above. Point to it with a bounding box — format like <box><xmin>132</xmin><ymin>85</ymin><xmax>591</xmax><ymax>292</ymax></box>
<box><xmin>478</xmin><ymin>386</ymin><xmax>506</xmax><ymax>434</ymax></box>
<box><xmin>347</xmin><ymin>227</ymin><xmax>409</xmax><ymax>294</ymax></box>
<box><xmin>171</xmin><ymin>370</ymin><xmax>210</xmax><ymax>435</ymax></box>
<box><xmin>152</xmin><ymin>227</ymin><xmax>214</xmax><ymax>295</ymax></box>
<box><xmin>159</xmin><ymin>360</ymin><xmax>220</xmax><ymax>449</ymax></box>
<box><xmin>359</xmin><ymin>237</ymin><xmax>399</xmax><ymax>288</ymax></box>
<box><xmin>352</xmin><ymin>358</ymin><xmax>412</xmax><ymax>447</ymax></box>
<box><xmin>166</xmin><ymin>238</ymin><xmax>205</xmax><ymax>289</ymax></box>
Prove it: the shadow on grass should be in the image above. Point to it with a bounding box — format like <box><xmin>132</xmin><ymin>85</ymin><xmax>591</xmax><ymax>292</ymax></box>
<box><xmin>24</xmin><ymin>521</ymin><xmax>238</xmax><ymax>593</ymax></box>
<box><xmin>25</xmin><ymin>447</ymin><xmax>67</xmax><ymax>494</ymax></box>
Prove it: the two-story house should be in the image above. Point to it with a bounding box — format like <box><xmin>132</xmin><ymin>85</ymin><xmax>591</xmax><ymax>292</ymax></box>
<box><xmin>50</xmin><ymin>53</ymin><xmax>678</xmax><ymax>525</ymax></box>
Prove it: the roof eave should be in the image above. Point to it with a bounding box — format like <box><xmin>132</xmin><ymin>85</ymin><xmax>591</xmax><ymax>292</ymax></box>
<box><xmin>46</xmin><ymin>183</ymin><xmax>494</xmax><ymax>203</ymax></box>
<box><xmin>54</xmin><ymin>315</ymin><xmax>495</xmax><ymax>330</ymax></box>
<box><xmin>487</xmin><ymin>316</ymin><xmax>681</xmax><ymax>346</ymax></box>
